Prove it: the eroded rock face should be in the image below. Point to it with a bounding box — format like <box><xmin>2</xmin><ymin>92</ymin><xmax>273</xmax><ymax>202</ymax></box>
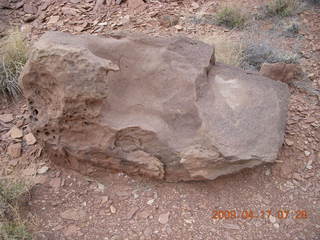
<box><xmin>20</xmin><ymin>31</ymin><xmax>289</xmax><ymax>181</ymax></box>
<box><xmin>260</xmin><ymin>62</ymin><xmax>302</xmax><ymax>84</ymax></box>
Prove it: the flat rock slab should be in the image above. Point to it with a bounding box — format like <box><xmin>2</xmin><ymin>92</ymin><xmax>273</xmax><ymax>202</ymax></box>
<box><xmin>20</xmin><ymin>31</ymin><xmax>289</xmax><ymax>181</ymax></box>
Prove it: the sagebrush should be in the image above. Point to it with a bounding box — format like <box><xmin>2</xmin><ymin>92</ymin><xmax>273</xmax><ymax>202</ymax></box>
<box><xmin>215</xmin><ymin>6</ymin><xmax>247</xmax><ymax>29</ymax></box>
<box><xmin>0</xmin><ymin>29</ymin><xmax>28</xmax><ymax>103</ymax></box>
<box><xmin>0</xmin><ymin>180</ymin><xmax>32</xmax><ymax>240</ymax></box>
<box><xmin>265</xmin><ymin>0</ymin><xmax>299</xmax><ymax>17</ymax></box>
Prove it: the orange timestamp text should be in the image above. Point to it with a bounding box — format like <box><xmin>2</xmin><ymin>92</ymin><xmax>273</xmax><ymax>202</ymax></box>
<box><xmin>212</xmin><ymin>209</ymin><xmax>308</xmax><ymax>220</ymax></box>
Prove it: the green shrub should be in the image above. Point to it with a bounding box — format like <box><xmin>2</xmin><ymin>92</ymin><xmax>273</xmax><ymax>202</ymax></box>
<box><xmin>0</xmin><ymin>181</ymin><xmax>32</xmax><ymax>240</ymax></box>
<box><xmin>215</xmin><ymin>6</ymin><xmax>247</xmax><ymax>29</ymax></box>
<box><xmin>0</xmin><ymin>222</ymin><xmax>32</xmax><ymax>240</ymax></box>
<box><xmin>265</xmin><ymin>0</ymin><xmax>299</xmax><ymax>17</ymax></box>
<box><xmin>0</xmin><ymin>29</ymin><xmax>28</xmax><ymax>103</ymax></box>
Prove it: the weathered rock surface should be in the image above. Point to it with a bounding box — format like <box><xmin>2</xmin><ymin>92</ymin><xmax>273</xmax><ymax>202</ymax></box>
<box><xmin>260</xmin><ymin>62</ymin><xmax>302</xmax><ymax>84</ymax></box>
<box><xmin>7</xmin><ymin>143</ymin><xmax>22</xmax><ymax>158</ymax></box>
<box><xmin>0</xmin><ymin>114</ymin><xmax>14</xmax><ymax>123</ymax></box>
<box><xmin>20</xmin><ymin>31</ymin><xmax>289</xmax><ymax>181</ymax></box>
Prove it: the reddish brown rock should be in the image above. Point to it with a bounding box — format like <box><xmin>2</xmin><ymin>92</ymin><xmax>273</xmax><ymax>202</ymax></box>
<box><xmin>7</xmin><ymin>143</ymin><xmax>22</xmax><ymax>158</ymax></box>
<box><xmin>20</xmin><ymin>32</ymin><xmax>289</xmax><ymax>181</ymax></box>
<box><xmin>9</xmin><ymin>126</ymin><xmax>23</xmax><ymax>139</ymax></box>
<box><xmin>128</xmin><ymin>0</ymin><xmax>146</xmax><ymax>14</ymax></box>
<box><xmin>24</xmin><ymin>133</ymin><xmax>37</xmax><ymax>145</ymax></box>
<box><xmin>0</xmin><ymin>114</ymin><xmax>14</xmax><ymax>123</ymax></box>
<box><xmin>260</xmin><ymin>62</ymin><xmax>302</xmax><ymax>84</ymax></box>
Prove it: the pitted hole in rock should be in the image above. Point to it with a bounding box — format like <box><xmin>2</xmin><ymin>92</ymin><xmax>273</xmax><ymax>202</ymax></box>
<box><xmin>33</xmin><ymin>109</ymin><xmax>39</xmax><ymax>116</ymax></box>
<box><xmin>44</xmin><ymin>131</ymin><xmax>50</xmax><ymax>136</ymax></box>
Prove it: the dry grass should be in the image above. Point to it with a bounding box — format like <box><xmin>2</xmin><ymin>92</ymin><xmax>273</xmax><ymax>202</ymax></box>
<box><xmin>265</xmin><ymin>0</ymin><xmax>300</xmax><ymax>17</ymax></box>
<box><xmin>215</xmin><ymin>6</ymin><xmax>247</xmax><ymax>29</ymax></box>
<box><xmin>0</xmin><ymin>28</ymin><xmax>28</xmax><ymax>103</ymax></box>
<box><xmin>199</xmin><ymin>35</ymin><xmax>244</xmax><ymax>67</ymax></box>
<box><xmin>0</xmin><ymin>180</ymin><xmax>32</xmax><ymax>240</ymax></box>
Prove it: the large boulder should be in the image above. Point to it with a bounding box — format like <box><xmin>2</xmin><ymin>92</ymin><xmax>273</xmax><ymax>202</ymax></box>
<box><xmin>20</xmin><ymin>31</ymin><xmax>289</xmax><ymax>181</ymax></box>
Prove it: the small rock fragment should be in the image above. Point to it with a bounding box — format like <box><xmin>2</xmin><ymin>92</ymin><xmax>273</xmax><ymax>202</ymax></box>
<box><xmin>47</xmin><ymin>15</ymin><xmax>60</xmax><ymax>25</ymax></box>
<box><xmin>119</xmin><ymin>15</ymin><xmax>130</xmax><ymax>25</ymax></box>
<box><xmin>285</xmin><ymin>139</ymin><xmax>294</xmax><ymax>146</ymax></box>
<box><xmin>273</xmin><ymin>223</ymin><xmax>280</xmax><ymax>229</ymax></box>
<box><xmin>175</xmin><ymin>25</ymin><xmax>183</xmax><ymax>30</ymax></box>
<box><xmin>128</xmin><ymin>0</ymin><xmax>145</xmax><ymax>13</ymax></box>
<box><xmin>110</xmin><ymin>205</ymin><xmax>116</xmax><ymax>214</ymax></box>
<box><xmin>9</xmin><ymin>127</ymin><xmax>23</xmax><ymax>139</ymax></box>
<box><xmin>0</xmin><ymin>114</ymin><xmax>14</xmax><ymax>123</ymax></box>
<box><xmin>15</xmin><ymin>119</ymin><xmax>25</xmax><ymax>128</ymax></box>
<box><xmin>37</xmin><ymin>166</ymin><xmax>49</xmax><ymax>174</ymax></box>
<box><xmin>23</xmin><ymin>3</ymin><xmax>37</xmax><ymax>14</ymax></box>
<box><xmin>269</xmin><ymin>215</ymin><xmax>276</xmax><ymax>223</ymax></box>
<box><xmin>24</xmin><ymin>133</ymin><xmax>37</xmax><ymax>145</ymax></box>
<box><xmin>23</xmin><ymin>14</ymin><xmax>37</xmax><ymax>23</ymax></box>
<box><xmin>265</xmin><ymin>168</ymin><xmax>271</xmax><ymax>176</ymax></box>
<box><xmin>7</xmin><ymin>143</ymin><xmax>22</xmax><ymax>158</ymax></box>
<box><xmin>158</xmin><ymin>212</ymin><xmax>170</xmax><ymax>224</ymax></box>
<box><xmin>304</xmin><ymin>151</ymin><xmax>311</xmax><ymax>157</ymax></box>
<box><xmin>100</xmin><ymin>196</ymin><xmax>109</xmax><ymax>204</ymax></box>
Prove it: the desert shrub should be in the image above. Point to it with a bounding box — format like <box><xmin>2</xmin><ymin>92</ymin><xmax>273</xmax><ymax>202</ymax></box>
<box><xmin>307</xmin><ymin>0</ymin><xmax>320</xmax><ymax>4</ymax></box>
<box><xmin>215</xmin><ymin>6</ymin><xmax>247</xmax><ymax>29</ymax></box>
<box><xmin>241</xmin><ymin>43</ymin><xmax>299</xmax><ymax>70</ymax></box>
<box><xmin>0</xmin><ymin>180</ymin><xmax>32</xmax><ymax>240</ymax></box>
<box><xmin>0</xmin><ymin>29</ymin><xmax>28</xmax><ymax>103</ymax></box>
<box><xmin>265</xmin><ymin>0</ymin><xmax>299</xmax><ymax>17</ymax></box>
<box><xmin>199</xmin><ymin>36</ymin><xmax>243</xmax><ymax>67</ymax></box>
<box><xmin>0</xmin><ymin>222</ymin><xmax>32</xmax><ymax>240</ymax></box>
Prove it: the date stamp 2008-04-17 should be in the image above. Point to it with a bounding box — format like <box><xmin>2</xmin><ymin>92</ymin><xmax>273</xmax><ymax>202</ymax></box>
<box><xmin>212</xmin><ymin>209</ymin><xmax>308</xmax><ymax>220</ymax></box>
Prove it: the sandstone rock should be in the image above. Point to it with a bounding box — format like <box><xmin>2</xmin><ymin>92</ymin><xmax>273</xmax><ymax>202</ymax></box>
<box><xmin>47</xmin><ymin>15</ymin><xmax>59</xmax><ymax>25</ymax></box>
<box><xmin>7</xmin><ymin>143</ymin><xmax>22</xmax><ymax>158</ymax></box>
<box><xmin>23</xmin><ymin>3</ymin><xmax>37</xmax><ymax>14</ymax></box>
<box><xmin>128</xmin><ymin>0</ymin><xmax>145</xmax><ymax>14</ymax></box>
<box><xmin>9</xmin><ymin>126</ymin><xmax>23</xmax><ymax>139</ymax></box>
<box><xmin>24</xmin><ymin>133</ymin><xmax>37</xmax><ymax>145</ymax></box>
<box><xmin>260</xmin><ymin>62</ymin><xmax>302</xmax><ymax>84</ymax></box>
<box><xmin>37</xmin><ymin>166</ymin><xmax>49</xmax><ymax>174</ymax></box>
<box><xmin>20</xmin><ymin>31</ymin><xmax>289</xmax><ymax>181</ymax></box>
<box><xmin>158</xmin><ymin>212</ymin><xmax>170</xmax><ymax>224</ymax></box>
<box><xmin>110</xmin><ymin>205</ymin><xmax>116</xmax><ymax>214</ymax></box>
<box><xmin>0</xmin><ymin>0</ymin><xmax>10</xmax><ymax>9</ymax></box>
<box><xmin>0</xmin><ymin>114</ymin><xmax>14</xmax><ymax>123</ymax></box>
